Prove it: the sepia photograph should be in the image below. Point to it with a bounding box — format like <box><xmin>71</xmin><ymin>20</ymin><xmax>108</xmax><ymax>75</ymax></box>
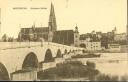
<box><xmin>0</xmin><ymin>0</ymin><xmax>127</xmax><ymax>81</ymax></box>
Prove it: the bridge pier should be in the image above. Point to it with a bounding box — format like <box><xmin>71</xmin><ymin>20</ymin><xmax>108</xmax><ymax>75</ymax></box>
<box><xmin>10</xmin><ymin>69</ymin><xmax>38</xmax><ymax>81</ymax></box>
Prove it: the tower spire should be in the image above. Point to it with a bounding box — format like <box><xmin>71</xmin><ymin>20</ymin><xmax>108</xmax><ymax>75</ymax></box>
<box><xmin>48</xmin><ymin>2</ymin><xmax>57</xmax><ymax>32</ymax></box>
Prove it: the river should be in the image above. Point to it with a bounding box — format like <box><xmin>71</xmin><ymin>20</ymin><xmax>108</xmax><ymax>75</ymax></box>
<box><xmin>73</xmin><ymin>53</ymin><xmax>128</xmax><ymax>77</ymax></box>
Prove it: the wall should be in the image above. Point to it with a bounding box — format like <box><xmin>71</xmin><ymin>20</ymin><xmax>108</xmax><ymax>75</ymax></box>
<box><xmin>11</xmin><ymin>70</ymin><xmax>37</xmax><ymax>81</ymax></box>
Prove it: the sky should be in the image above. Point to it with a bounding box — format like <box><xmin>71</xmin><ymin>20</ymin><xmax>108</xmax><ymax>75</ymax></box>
<box><xmin>0</xmin><ymin>0</ymin><xmax>127</xmax><ymax>38</ymax></box>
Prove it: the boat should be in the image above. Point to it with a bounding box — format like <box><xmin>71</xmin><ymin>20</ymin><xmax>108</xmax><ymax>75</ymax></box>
<box><xmin>71</xmin><ymin>53</ymin><xmax>101</xmax><ymax>58</ymax></box>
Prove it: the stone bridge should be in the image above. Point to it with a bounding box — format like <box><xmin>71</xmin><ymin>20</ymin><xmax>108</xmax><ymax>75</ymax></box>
<box><xmin>0</xmin><ymin>42</ymin><xmax>83</xmax><ymax>80</ymax></box>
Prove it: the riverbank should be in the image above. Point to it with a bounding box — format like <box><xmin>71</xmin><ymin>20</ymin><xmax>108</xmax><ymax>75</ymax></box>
<box><xmin>37</xmin><ymin>60</ymin><xmax>99</xmax><ymax>80</ymax></box>
<box><xmin>37</xmin><ymin>59</ymin><xmax>128</xmax><ymax>81</ymax></box>
<box><xmin>82</xmin><ymin>49</ymin><xmax>128</xmax><ymax>53</ymax></box>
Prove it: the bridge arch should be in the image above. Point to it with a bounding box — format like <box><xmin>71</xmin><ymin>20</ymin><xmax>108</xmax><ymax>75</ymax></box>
<box><xmin>0</xmin><ymin>62</ymin><xmax>10</xmax><ymax>80</ymax></box>
<box><xmin>56</xmin><ymin>49</ymin><xmax>62</xmax><ymax>58</ymax></box>
<box><xmin>22</xmin><ymin>52</ymin><xmax>38</xmax><ymax>70</ymax></box>
<box><xmin>44</xmin><ymin>49</ymin><xmax>54</xmax><ymax>62</ymax></box>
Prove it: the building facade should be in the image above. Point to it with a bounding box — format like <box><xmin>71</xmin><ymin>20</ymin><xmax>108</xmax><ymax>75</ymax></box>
<box><xmin>120</xmin><ymin>45</ymin><xmax>128</xmax><ymax>52</ymax></box>
<box><xmin>79</xmin><ymin>40</ymin><xmax>102</xmax><ymax>51</ymax></box>
<box><xmin>108</xmin><ymin>43</ymin><xmax>121</xmax><ymax>52</ymax></box>
<box><xmin>114</xmin><ymin>33</ymin><xmax>126</xmax><ymax>41</ymax></box>
<box><xmin>52</xmin><ymin>26</ymin><xmax>80</xmax><ymax>46</ymax></box>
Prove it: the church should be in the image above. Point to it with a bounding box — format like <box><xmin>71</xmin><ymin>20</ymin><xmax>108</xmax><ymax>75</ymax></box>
<box><xmin>18</xmin><ymin>3</ymin><xmax>80</xmax><ymax>47</ymax></box>
<box><xmin>18</xmin><ymin>3</ymin><xmax>57</xmax><ymax>42</ymax></box>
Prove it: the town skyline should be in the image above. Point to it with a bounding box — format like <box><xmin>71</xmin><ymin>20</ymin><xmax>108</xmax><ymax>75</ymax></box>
<box><xmin>0</xmin><ymin>0</ymin><xmax>128</xmax><ymax>81</ymax></box>
<box><xmin>0</xmin><ymin>0</ymin><xmax>127</xmax><ymax>38</ymax></box>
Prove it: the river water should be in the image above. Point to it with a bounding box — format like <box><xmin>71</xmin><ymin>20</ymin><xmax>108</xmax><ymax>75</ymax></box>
<box><xmin>73</xmin><ymin>53</ymin><xmax>128</xmax><ymax>77</ymax></box>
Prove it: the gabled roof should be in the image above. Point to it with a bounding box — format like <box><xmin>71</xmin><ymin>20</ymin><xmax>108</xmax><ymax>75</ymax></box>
<box><xmin>21</xmin><ymin>27</ymin><xmax>49</xmax><ymax>33</ymax></box>
<box><xmin>35</xmin><ymin>27</ymin><xmax>49</xmax><ymax>33</ymax></box>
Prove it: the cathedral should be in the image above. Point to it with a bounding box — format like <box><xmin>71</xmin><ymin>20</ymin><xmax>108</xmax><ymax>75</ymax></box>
<box><xmin>18</xmin><ymin>3</ymin><xmax>57</xmax><ymax>42</ymax></box>
<box><xmin>18</xmin><ymin>3</ymin><xmax>80</xmax><ymax>47</ymax></box>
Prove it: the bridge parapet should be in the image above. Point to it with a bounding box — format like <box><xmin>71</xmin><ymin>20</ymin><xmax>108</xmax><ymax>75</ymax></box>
<box><xmin>0</xmin><ymin>42</ymin><xmax>41</xmax><ymax>50</ymax></box>
<box><xmin>0</xmin><ymin>42</ymin><xmax>84</xmax><ymax>52</ymax></box>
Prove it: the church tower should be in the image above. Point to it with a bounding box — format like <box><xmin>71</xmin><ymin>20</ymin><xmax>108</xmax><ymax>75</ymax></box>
<box><xmin>48</xmin><ymin>2</ymin><xmax>57</xmax><ymax>32</ymax></box>
<box><xmin>74</xmin><ymin>25</ymin><xmax>80</xmax><ymax>47</ymax></box>
<box><xmin>48</xmin><ymin>3</ymin><xmax>57</xmax><ymax>42</ymax></box>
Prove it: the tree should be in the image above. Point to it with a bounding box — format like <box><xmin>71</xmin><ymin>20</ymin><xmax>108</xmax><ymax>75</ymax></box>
<box><xmin>2</xmin><ymin>34</ymin><xmax>8</xmax><ymax>42</ymax></box>
<box><xmin>101</xmin><ymin>35</ymin><xmax>109</xmax><ymax>49</ymax></box>
<box><xmin>8</xmin><ymin>37</ymin><xmax>13</xmax><ymax>42</ymax></box>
